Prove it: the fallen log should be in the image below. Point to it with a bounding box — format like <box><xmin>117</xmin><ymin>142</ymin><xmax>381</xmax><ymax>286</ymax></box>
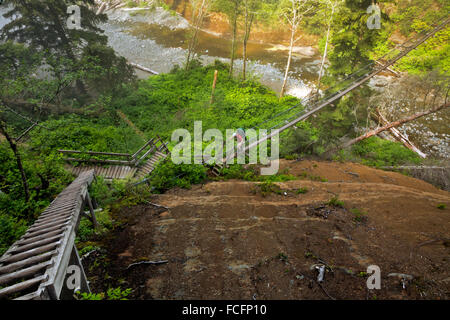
<box><xmin>374</xmin><ymin>108</ymin><xmax>427</xmax><ymax>158</ymax></box>
<box><xmin>129</xmin><ymin>62</ymin><xmax>159</xmax><ymax>75</ymax></box>
<box><xmin>341</xmin><ymin>102</ymin><xmax>449</xmax><ymax>150</ymax></box>
<box><xmin>96</xmin><ymin>2</ymin><xmax>107</xmax><ymax>15</ymax></box>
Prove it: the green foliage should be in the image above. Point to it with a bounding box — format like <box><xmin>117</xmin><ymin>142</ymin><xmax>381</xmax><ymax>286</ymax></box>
<box><xmin>296</xmin><ymin>187</ymin><xmax>309</xmax><ymax>194</ymax></box>
<box><xmin>1</xmin><ymin>0</ymin><xmax>107</xmax><ymax>54</ymax></box>
<box><xmin>350</xmin><ymin>208</ymin><xmax>367</xmax><ymax>222</ymax></box>
<box><xmin>0</xmin><ymin>213</ymin><xmax>27</xmax><ymax>256</ymax></box>
<box><xmin>220</xmin><ymin>164</ymin><xmax>296</xmax><ymax>183</ymax></box>
<box><xmin>81</xmin><ymin>43</ymin><xmax>137</xmax><ymax>95</ymax></box>
<box><xmin>76</xmin><ymin>208</ymin><xmax>115</xmax><ymax>243</ymax></box>
<box><xmin>78</xmin><ymin>244</ymin><xmax>101</xmax><ymax>256</ymax></box>
<box><xmin>280</xmin><ymin>121</ymin><xmax>320</xmax><ymax>157</ymax></box>
<box><xmin>351</xmin><ymin>136</ymin><xmax>422</xmax><ymax>167</ymax></box>
<box><xmin>149</xmin><ymin>161</ymin><xmax>208</xmax><ymax>193</ymax></box>
<box><xmin>111</xmin><ymin>62</ymin><xmax>302</xmax><ymax>139</ymax></box>
<box><xmin>30</xmin><ymin>115</ymin><xmax>144</xmax><ymax>156</ymax></box>
<box><xmin>327</xmin><ymin>196</ymin><xmax>344</xmax><ymax>207</ymax></box>
<box><xmin>77</xmin><ymin>217</ymin><xmax>97</xmax><ymax>242</ymax></box>
<box><xmin>255</xmin><ymin>181</ymin><xmax>283</xmax><ymax>197</ymax></box>
<box><xmin>76</xmin><ymin>287</ymin><xmax>132</xmax><ymax>300</ymax></box>
<box><xmin>390</xmin><ymin>0</ymin><xmax>449</xmax><ymax>74</ymax></box>
<box><xmin>89</xmin><ymin>177</ymin><xmax>128</xmax><ymax>208</ymax></box>
<box><xmin>327</xmin><ymin>0</ymin><xmax>393</xmax><ymax>77</ymax></box>
<box><xmin>0</xmin><ymin>140</ymin><xmax>73</xmax><ymax>255</ymax></box>
<box><xmin>437</xmin><ymin>204</ymin><xmax>446</xmax><ymax>210</ymax></box>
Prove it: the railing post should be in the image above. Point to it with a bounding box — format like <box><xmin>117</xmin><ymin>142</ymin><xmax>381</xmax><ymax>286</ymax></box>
<box><xmin>86</xmin><ymin>193</ymin><xmax>99</xmax><ymax>230</ymax></box>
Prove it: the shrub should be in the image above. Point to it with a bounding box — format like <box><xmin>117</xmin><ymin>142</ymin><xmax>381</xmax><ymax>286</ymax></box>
<box><xmin>0</xmin><ymin>214</ymin><xmax>28</xmax><ymax>256</ymax></box>
<box><xmin>149</xmin><ymin>161</ymin><xmax>208</xmax><ymax>193</ymax></box>
<box><xmin>296</xmin><ymin>187</ymin><xmax>309</xmax><ymax>194</ymax></box>
<box><xmin>255</xmin><ymin>181</ymin><xmax>282</xmax><ymax>197</ymax></box>
<box><xmin>75</xmin><ymin>287</ymin><xmax>132</xmax><ymax>300</ymax></box>
<box><xmin>327</xmin><ymin>196</ymin><xmax>344</xmax><ymax>208</ymax></box>
<box><xmin>351</xmin><ymin>137</ymin><xmax>422</xmax><ymax>167</ymax></box>
<box><xmin>351</xmin><ymin>208</ymin><xmax>367</xmax><ymax>222</ymax></box>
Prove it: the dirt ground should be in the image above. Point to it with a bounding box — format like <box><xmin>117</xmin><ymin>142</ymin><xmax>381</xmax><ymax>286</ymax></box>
<box><xmin>84</xmin><ymin>160</ymin><xmax>450</xmax><ymax>300</ymax></box>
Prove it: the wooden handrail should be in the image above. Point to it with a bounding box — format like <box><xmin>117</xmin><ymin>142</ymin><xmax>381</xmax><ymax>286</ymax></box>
<box><xmin>58</xmin><ymin>150</ymin><xmax>131</xmax><ymax>158</ymax></box>
<box><xmin>135</xmin><ymin>145</ymin><xmax>157</xmax><ymax>167</ymax></box>
<box><xmin>131</xmin><ymin>138</ymin><xmax>155</xmax><ymax>160</ymax></box>
<box><xmin>63</xmin><ymin>158</ymin><xmax>133</xmax><ymax>166</ymax></box>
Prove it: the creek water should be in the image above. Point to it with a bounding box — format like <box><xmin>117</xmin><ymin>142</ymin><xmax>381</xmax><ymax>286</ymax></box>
<box><xmin>101</xmin><ymin>7</ymin><xmax>322</xmax><ymax>99</ymax></box>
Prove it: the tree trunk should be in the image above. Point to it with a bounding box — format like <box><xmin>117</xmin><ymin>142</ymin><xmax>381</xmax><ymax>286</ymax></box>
<box><xmin>280</xmin><ymin>22</ymin><xmax>296</xmax><ymax>98</ymax></box>
<box><xmin>186</xmin><ymin>0</ymin><xmax>208</xmax><ymax>70</ymax></box>
<box><xmin>229</xmin><ymin>9</ymin><xmax>238</xmax><ymax>77</ymax></box>
<box><xmin>316</xmin><ymin>9</ymin><xmax>333</xmax><ymax>94</ymax></box>
<box><xmin>242</xmin><ymin>2</ymin><xmax>254</xmax><ymax>81</ymax></box>
<box><xmin>0</xmin><ymin>119</ymin><xmax>30</xmax><ymax>203</ymax></box>
<box><xmin>373</xmin><ymin>108</ymin><xmax>427</xmax><ymax>158</ymax></box>
<box><xmin>341</xmin><ymin>103</ymin><xmax>449</xmax><ymax>149</ymax></box>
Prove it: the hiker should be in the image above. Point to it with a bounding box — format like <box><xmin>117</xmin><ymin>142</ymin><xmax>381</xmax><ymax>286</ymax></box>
<box><xmin>233</xmin><ymin>128</ymin><xmax>246</xmax><ymax>153</ymax></box>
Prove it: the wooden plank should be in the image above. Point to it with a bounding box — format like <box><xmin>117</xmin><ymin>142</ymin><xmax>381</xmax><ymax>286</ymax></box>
<box><xmin>13</xmin><ymin>289</ymin><xmax>47</xmax><ymax>300</ymax></box>
<box><xmin>26</xmin><ymin>218</ymin><xmax>71</xmax><ymax>234</ymax></box>
<box><xmin>0</xmin><ymin>275</ymin><xmax>47</xmax><ymax>298</ymax></box>
<box><xmin>0</xmin><ymin>261</ymin><xmax>53</xmax><ymax>286</ymax></box>
<box><xmin>17</xmin><ymin>230</ymin><xmax>64</xmax><ymax>246</ymax></box>
<box><xmin>135</xmin><ymin>145</ymin><xmax>156</xmax><ymax>166</ymax></box>
<box><xmin>0</xmin><ymin>241</ymin><xmax>60</xmax><ymax>264</ymax></box>
<box><xmin>31</xmin><ymin>216</ymin><xmax>71</xmax><ymax>229</ymax></box>
<box><xmin>24</xmin><ymin>223</ymin><xmax>68</xmax><ymax>239</ymax></box>
<box><xmin>63</xmin><ymin>158</ymin><xmax>132</xmax><ymax>166</ymax></box>
<box><xmin>35</xmin><ymin>212</ymin><xmax>72</xmax><ymax>225</ymax></box>
<box><xmin>0</xmin><ymin>251</ymin><xmax>55</xmax><ymax>274</ymax></box>
<box><xmin>9</xmin><ymin>235</ymin><xmax>63</xmax><ymax>255</ymax></box>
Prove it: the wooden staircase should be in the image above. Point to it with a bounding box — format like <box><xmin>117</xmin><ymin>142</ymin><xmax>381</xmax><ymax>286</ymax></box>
<box><xmin>135</xmin><ymin>151</ymin><xmax>168</xmax><ymax>179</ymax></box>
<box><xmin>211</xmin><ymin>163</ymin><xmax>224</xmax><ymax>177</ymax></box>
<box><xmin>60</xmin><ymin>135</ymin><xmax>170</xmax><ymax>181</ymax></box>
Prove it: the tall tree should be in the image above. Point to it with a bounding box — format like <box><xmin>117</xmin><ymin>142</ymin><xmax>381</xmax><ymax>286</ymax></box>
<box><xmin>315</xmin><ymin>0</ymin><xmax>342</xmax><ymax>94</ymax></box>
<box><xmin>279</xmin><ymin>0</ymin><xmax>313</xmax><ymax>98</ymax></box>
<box><xmin>1</xmin><ymin>0</ymin><xmax>107</xmax><ymax>60</ymax></box>
<box><xmin>1</xmin><ymin>0</ymin><xmax>133</xmax><ymax>98</ymax></box>
<box><xmin>242</xmin><ymin>0</ymin><xmax>261</xmax><ymax>81</ymax></box>
<box><xmin>327</xmin><ymin>0</ymin><xmax>392</xmax><ymax>78</ymax></box>
<box><xmin>213</xmin><ymin>0</ymin><xmax>242</xmax><ymax>76</ymax></box>
<box><xmin>186</xmin><ymin>0</ymin><xmax>212</xmax><ymax>70</ymax></box>
<box><xmin>313</xmin><ymin>0</ymin><xmax>394</xmax><ymax>145</ymax></box>
<box><xmin>0</xmin><ymin>118</ymin><xmax>30</xmax><ymax>203</ymax></box>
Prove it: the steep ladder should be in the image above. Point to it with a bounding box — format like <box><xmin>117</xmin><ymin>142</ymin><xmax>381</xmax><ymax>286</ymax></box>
<box><xmin>0</xmin><ymin>170</ymin><xmax>96</xmax><ymax>300</ymax></box>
